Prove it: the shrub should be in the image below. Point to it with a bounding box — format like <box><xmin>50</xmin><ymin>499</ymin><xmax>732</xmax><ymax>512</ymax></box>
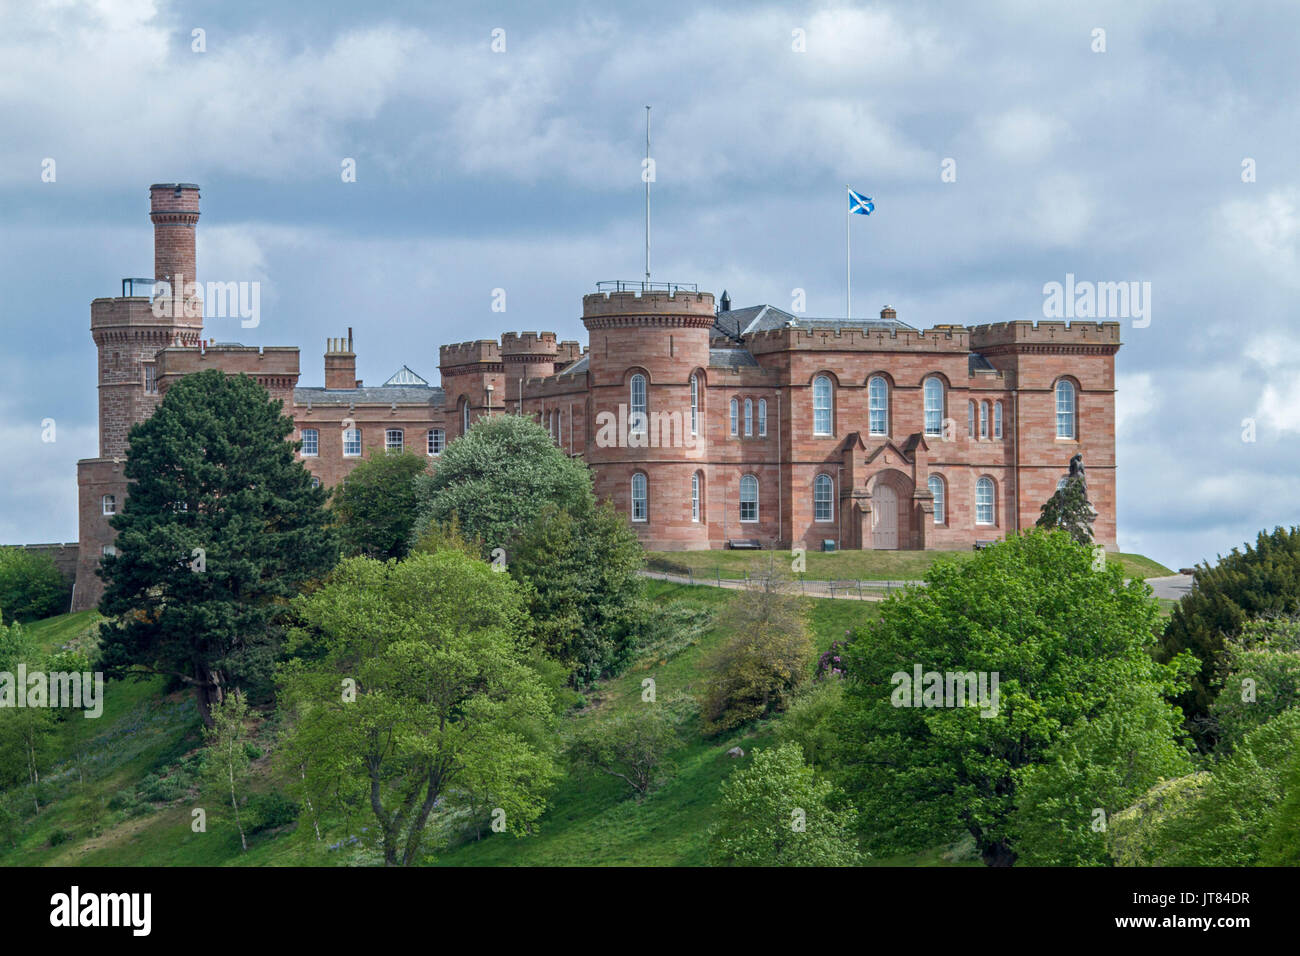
<box><xmin>0</xmin><ymin>548</ymin><xmax>67</xmax><ymax>623</ymax></box>
<box><xmin>246</xmin><ymin>792</ymin><xmax>300</xmax><ymax>834</ymax></box>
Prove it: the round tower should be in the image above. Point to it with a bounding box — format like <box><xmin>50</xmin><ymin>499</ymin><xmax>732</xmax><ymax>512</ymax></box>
<box><xmin>501</xmin><ymin>331</ymin><xmax>559</xmax><ymax>407</ymax></box>
<box><xmin>582</xmin><ymin>284</ymin><xmax>714</xmax><ymax>549</ymax></box>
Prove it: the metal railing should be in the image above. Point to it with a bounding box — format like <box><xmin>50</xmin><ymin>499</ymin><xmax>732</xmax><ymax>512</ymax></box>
<box><xmin>594</xmin><ymin>279</ymin><xmax>699</xmax><ymax>294</ymax></box>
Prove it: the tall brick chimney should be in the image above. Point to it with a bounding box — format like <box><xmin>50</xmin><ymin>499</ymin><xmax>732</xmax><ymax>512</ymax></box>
<box><xmin>325</xmin><ymin>328</ymin><xmax>358</xmax><ymax>389</ymax></box>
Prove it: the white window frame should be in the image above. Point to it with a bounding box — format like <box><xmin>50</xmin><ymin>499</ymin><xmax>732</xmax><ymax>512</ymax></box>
<box><xmin>814</xmin><ymin>474</ymin><xmax>834</xmax><ymax>523</ymax></box>
<box><xmin>311</xmin><ymin>476</ymin><xmax>322</xmax><ymax>489</ymax></box>
<box><xmin>427</xmin><ymin>428</ymin><xmax>445</xmax><ymax>456</ymax></box>
<box><xmin>994</xmin><ymin>401</ymin><xmax>1003</xmax><ymax>440</ymax></box>
<box><xmin>739</xmin><ymin>474</ymin><xmax>759</xmax><ymax>523</ymax></box>
<box><xmin>812</xmin><ymin>375</ymin><xmax>832</xmax><ymax>436</ymax></box>
<box><xmin>343</xmin><ymin>427</ymin><xmax>362</xmax><ymax>457</ymax></box>
<box><xmin>979</xmin><ymin>401</ymin><xmax>988</xmax><ymax>440</ymax></box>
<box><xmin>631</xmin><ymin>473</ymin><xmax>648</xmax><ymax>522</ymax></box>
<box><xmin>301</xmin><ymin>428</ymin><xmax>319</xmax><ymax>457</ymax></box>
<box><xmin>1056</xmin><ymin>380</ymin><xmax>1076</xmax><ymax>439</ymax></box>
<box><xmin>691</xmin><ymin>471</ymin><xmax>701</xmax><ymax>522</ymax></box>
<box><xmin>758</xmin><ymin>399</ymin><xmax>767</xmax><ymax>437</ymax></box>
<box><xmin>928</xmin><ymin>475</ymin><xmax>945</xmax><ymax>525</ymax></box>
<box><xmin>690</xmin><ymin>374</ymin><xmax>700</xmax><ymax>436</ymax></box>
<box><xmin>630</xmin><ymin>373</ymin><xmax>648</xmax><ymax>436</ymax></box>
<box><xmin>744</xmin><ymin>398</ymin><xmax>753</xmax><ymax>437</ymax></box>
<box><xmin>730</xmin><ymin>398</ymin><xmax>738</xmax><ymax>436</ymax></box>
<box><xmin>968</xmin><ymin>401</ymin><xmax>975</xmax><ymax>439</ymax></box>
<box><xmin>462</xmin><ymin>401</ymin><xmax>470</xmax><ymax>434</ymax></box>
<box><xmin>975</xmin><ymin>477</ymin><xmax>995</xmax><ymax>526</ymax></box>
<box><xmin>385</xmin><ymin>428</ymin><xmax>404</xmax><ymax>453</ymax></box>
<box><xmin>868</xmin><ymin>376</ymin><xmax>888</xmax><ymax>435</ymax></box>
<box><xmin>924</xmin><ymin>377</ymin><xmax>943</xmax><ymax>437</ymax></box>
<box><xmin>102</xmin><ymin>494</ymin><xmax>116</xmax><ymax>516</ymax></box>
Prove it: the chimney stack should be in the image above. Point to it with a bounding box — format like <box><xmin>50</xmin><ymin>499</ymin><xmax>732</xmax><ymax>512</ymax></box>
<box><xmin>880</xmin><ymin>305</ymin><xmax>897</xmax><ymax>321</ymax></box>
<box><xmin>325</xmin><ymin>327</ymin><xmax>358</xmax><ymax>389</ymax></box>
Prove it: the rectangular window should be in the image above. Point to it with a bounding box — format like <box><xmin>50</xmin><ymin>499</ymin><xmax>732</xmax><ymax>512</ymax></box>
<box><xmin>385</xmin><ymin>429</ymin><xmax>404</xmax><ymax>452</ymax></box>
<box><xmin>730</xmin><ymin>399</ymin><xmax>738</xmax><ymax>436</ymax></box>
<box><xmin>979</xmin><ymin>403</ymin><xmax>988</xmax><ymax>439</ymax></box>
<box><xmin>427</xmin><ymin>429</ymin><xmax>445</xmax><ymax>456</ymax></box>
<box><xmin>994</xmin><ymin>402</ymin><xmax>1003</xmax><ymax>440</ymax></box>
<box><xmin>758</xmin><ymin>399</ymin><xmax>767</xmax><ymax>437</ymax></box>
<box><xmin>144</xmin><ymin>365</ymin><xmax>157</xmax><ymax>394</ymax></box>
<box><xmin>744</xmin><ymin>399</ymin><xmax>753</xmax><ymax>437</ymax></box>
<box><xmin>102</xmin><ymin>495</ymin><xmax>116</xmax><ymax>516</ymax></box>
<box><xmin>343</xmin><ymin>428</ymin><xmax>362</xmax><ymax>457</ymax></box>
<box><xmin>301</xmin><ymin>429</ymin><xmax>319</xmax><ymax>456</ymax></box>
<box><xmin>976</xmin><ymin>480</ymin><xmax>994</xmax><ymax>525</ymax></box>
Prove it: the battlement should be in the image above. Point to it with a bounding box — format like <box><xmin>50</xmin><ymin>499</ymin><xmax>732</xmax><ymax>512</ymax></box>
<box><xmin>439</xmin><ymin>339</ymin><xmax>501</xmax><ymax>367</ymax></box>
<box><xmin>745</xmin><ymin>324</ymin><xmax>971</xmax><ymax>355</ymax></box>
<box><xmin>968</xmin><ymin>320</ymin><xmax>1121</xmax><ymax>349</ymax></box>
<box><xmin>501</xmin><ymin>331</ymin><xmax>558</xmax><ymax>357</ymax></box>
<box><xmin>155</xmin><ymin>342</ymin><xmax>301</xmax><ymax>395</ymax></box>
<box><xmin>582</xmin><ymin>289</ymin><xmax>716</xmax><ymax>324</ymax></box>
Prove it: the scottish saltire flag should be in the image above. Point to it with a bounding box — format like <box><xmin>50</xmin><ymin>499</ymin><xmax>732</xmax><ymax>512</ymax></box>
<box><xmin>848</xmin><ymin>188</ymin><xmax>874</xmax><ymax>215</ymax></box>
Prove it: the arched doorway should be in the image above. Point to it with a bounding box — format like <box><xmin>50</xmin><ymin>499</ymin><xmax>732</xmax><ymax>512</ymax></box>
<box><xmin>870</xmin><ymin>470</ymin><xmax>913</xmax><ymax>550</ymax></box>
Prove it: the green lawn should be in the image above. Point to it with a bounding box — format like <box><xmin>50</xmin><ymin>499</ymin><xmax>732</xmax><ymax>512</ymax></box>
<box><xmin>646</xmin><ymin>548</ymin><xmax>1174</xmax><ymax>583</ymax></box>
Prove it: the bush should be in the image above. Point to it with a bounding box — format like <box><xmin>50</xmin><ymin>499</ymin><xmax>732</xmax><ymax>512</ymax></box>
<box><xmin>775</xmin><ymin>678</ymin><xmax>844</xmax><ymax>770</ymax></box>
<box><xmin>246</xmin><ymin>792</ymin><xmax>300</xmax><ymax>834</ymax></box>
<box><xmin>0</xmin><ymin>548</ymin><xmax>67</xmax><ymax>623</ymax></box>
<box><xmin>568</xmin><ymin>706</ymin><xmax>680</xmax><ymax>798</ymax></box>
<box><xmin>331</xmin><ymin>450</ymin><xmax>428</xmax><ymax>560</ymax></box>
<box><xmin>632</xmin><ymin>600</ymin><xmax>713</xmax><ymax>664</ymax></box>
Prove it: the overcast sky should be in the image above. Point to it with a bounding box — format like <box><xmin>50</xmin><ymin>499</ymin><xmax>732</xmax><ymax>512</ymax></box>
<box><xmin>1</xmin><ymin>0</ymin><xmax>1297</xmax><ymax>571</ymax></box>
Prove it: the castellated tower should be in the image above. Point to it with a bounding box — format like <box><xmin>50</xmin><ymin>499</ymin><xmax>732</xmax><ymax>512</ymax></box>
<box><xmin>72</xmin><ymin>184</ymin><xmax>206</xmax><ymax>611</ymax></box>
<box><xmin>501</xmin><ymin>332</ymin><xmax>559</xmax><ymax>409</ymax></box>
<box><xmin>582</xmin><ymin>286</ymin><xmax>714</xmax><ymax>549</ymax></box>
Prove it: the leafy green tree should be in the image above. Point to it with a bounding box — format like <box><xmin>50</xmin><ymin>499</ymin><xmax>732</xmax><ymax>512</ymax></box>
<box><xmin>0</xmin><ymin>620</ymin><xmax>54</xmax><ymax>815</ymax></box>
<box><xmin>1260</xmin><ymin>752</ymin><xmax>1300</xmax><ymax>866</ymax></box>
<box><xmin>278</xmin><ymin>551</ymin><xmax>559</xmax><ymax>866</ymax></box>
<box><xmin>1159</xmin><ymin>526</ymin><xmax>1300</xmax><ymax>742</ymax></box>
<box><xmin>708</xmin><ymin>744</ymin><xmax>861</xmax><ymax>867</ymax></box>
<box><xmin>701</xmin><ymin>575</ymin><xmax>813</xmax><ymax>736</ymax></box>
<box><xmin>98</xmin><ymin>369</ymin><xmax>337</xmax><ymax>726</ymax></box>
<box><xmin>331</xmin><ymin>449</ymin><xmax>427</xmax><ymax>560</ymax></box>
<box><xmin>0</xmin><ymin>548</ymin><xmax>67</xmax><ymax>623</ymax></box>
<box><xmin>202</xmin><ymin>689</ymin><xmax>254</xmax><ymax>851</ymax></box>
<box><xmin>509</xmin><ymin>502</ymin><xmax>644</xmax><ymax>684</ymax></box>
<box><xmin>1013</xmin><ymin>686</ymin><xmax>1194</xmax><ymax>866</ymax></box>
<box><xmin>775</xmin><ymin>678</ymin><xmax>845</xmax><ymax>771</ymax></box>
<box><xmin>568</xmin><ymin>706</ymin><xmax>679</xmax><ymax>798</ymax></box>
<box><xmin>409</xmin><ymin>414</ymin><xmax>593</xmax><ymax>558</ymax></box>
<box><xmin>1106</xmin><ymin>772</ymin><xmax>1212</xmax><ymax>867</ymax></box>
<box><xmin>834</xmin><ymin>530</ymin><xmax>1188</xmax><ymax>866</ymax></box>
<box><xmin>1035</xmin><ymin>476</ymin><xmax>1094</xmax><ymax>544</ymax></box>
<box><xmin>1208</xmin><ymin>616</ymin><xmax>1300</xmax><ymax>750</ymax></box>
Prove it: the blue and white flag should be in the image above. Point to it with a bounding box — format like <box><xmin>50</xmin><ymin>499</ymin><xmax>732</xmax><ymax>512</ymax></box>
<box><xmin>848</xmin><ymin>188</ymin><xmax>874</xmax><ymax>215</ymax></box>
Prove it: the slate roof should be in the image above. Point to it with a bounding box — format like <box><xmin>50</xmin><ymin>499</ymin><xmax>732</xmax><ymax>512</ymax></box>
<box><xmin>713</xmin><ymin>305</ymin><xmax>915</xmax><ymax>341</ymax></box>
<box><xmin>294</xmin><ymin>385</ymin><xmax>445</xmax><ymax>406</ymax></box>
<box><xmin>554</xmin><ymin>354</ymin><xmax>589</xmax><ymax>377</ymax></box>
<box><xmin>709</xmin><ymin>348</ymin><xmax>759</xmax><ymax>368</ymax></box>
<box><xmin>968</xmin><ymin>352</ymin><xmax>995</xmax><ymax>373</ymax></box>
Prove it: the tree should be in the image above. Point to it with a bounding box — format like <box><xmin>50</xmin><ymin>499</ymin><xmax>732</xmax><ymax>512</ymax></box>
<box><xmin>0</xmin><ymin>548</ymin><xmax>67</xmax><ymax>623</ymax></box>
<box><xmin>509</xmin><ymin>502</ymin><xmax>644</xmax><ymax>685</ymax></box>
<box><xmin>700</xmin><ymin>574</ymin><xmax>813</xmax><ymax>736</ymax></box>
<box><xmin>1260</xmin><ymin>752</ymin><xmax>1300</xmax><ymax>866</ymax></box>
<box><xmin>1106</xmin><ymin>772</ymin><xmax>1212</xmax><ymax>867</ymax></box>
<box><xmin>1013</xmin><ymin>686</ymin><xmax>1194</xmax><ymax>866</ymax></box>
<box><xmin>833</xmin><ymin>530</ymin><xmax>1189</xmax><ymax>866</ymax></box>
<box><xmin>1035</xmin><ymin>476</ymin><xmax>1094</xmax><ymax>544</ymax></box>
<box><xmin>408</xmin><ymin>414</ymin><xmax>593</xmax><ymax>558</ymax></box>
<box><xmin>278</xmin><ymin>551</ymin><xmax>559</xmax><ymax>866</ymax></box>
<box><xmin>98</xmin><ymin>369</ymin><xmax>337</xmax><ymax>726</ymax></box>
<box><xmin>708</xmin><ymin>744</ymin><xmax>861</xmax><ymax>866</ymax></box>
<box><xmin>775</xmin><ymin>678</ymin><xmax>845</xmax><ymax>771</ymax></box>
<box><xmin>1208</xmin><ymin>616</ymin><xmax>1300</xmax><ymax>750</ymax></box>
<box><xmin>202</xmin><ymin>689</ymin><xmax>254</xmax><ymax>851</ymax></box>
<box><xmin>568</xmin><ymin>707</ymin><xmax>679</xmax><ymax>798</ymax></box>
<box><xmin>1159</xmin><ymin>526</ymin><xmax>1300</xmax><ymax>744</ymax></box>
<box><xmin>331</xmin><ymin>449</ymin><xmax>427</xmax><ymax>560</ymax></box>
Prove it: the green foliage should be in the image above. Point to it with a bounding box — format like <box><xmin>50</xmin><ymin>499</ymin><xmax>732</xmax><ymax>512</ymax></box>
<box><xmin>775</xmin><ymin>677</ymin><xmax>845</xmax><ymax>771</ymax></box>
<box><xmin>1208</xmin><ymin>616</ymin><xmax>1300</xmax><ymax>750</ymax></box>
<box><xmin>700</xmin><ymin>576</ymin><xmax>814</xmax><ymax>736</ymax></box>
<box><xmin>202</xmin><ymin>690</ymin><xmax>254</xmax><ymax>851</ymax></box>
<box><xmin>1260</xmin><ymin>752</ymin><xmax>1300</xmax><ymax>866</ymax></box>
<box><xmin>1013</xmin><ymin>686</ymin><xmax>1194</xmax><ymax>866</ymax></box>
<box><xmin>834</xmin><ymin>530</ymin><xmax>1187</xmax><ymax>866</ymax></box>
<box><xmin>568</xmin><ymin>704</ymin><xmax>681</xmax><ymax>798</ymax></box>
<box><xmin>278</xmin><ymin>551</ymin><xmax>560</xmax><ymax>865</ymax></box>
<box><xmin>331</xmin><ymin>449</ymin><xmax>428</xmax><ymax>560</ymax></box>
<box><xmin>1034</xmin><ymin>475</ymin><xmax>1095</xmax><ymax>544</ymax></box>
<box><xmin>509</xmin><ymin>502</ymin><xmax>644</xmax><ymax>685</ymax></box>
<box><xmin>708</xmin><ymin>744</ymin><xmax>861</xmax><ymax>866</ymax></box>
<box><xmin>409</xmin><ymin>414</ymin><xmax>593</xmax><ymax>558</ymax></box>
<box><xmin>98</xmin><ymin>369</ymin><xmax>338</xmax><ymax>726</ymax></box>
<box><xmin>246</xmin><ymin>791</ymin><xmax>300</xmax><ymax>835</ymax></box>
<box><xmin>1160</xmin><ymin>526</ymin><xmax>1300</xmax><ymax>739</ymax></box>
<box><xmin>0</xmin><ymin>548</ymin><xmax>67</xmax><ymax>624</ymax></box>
<box><xmin>632</xmin><ymin>600</ymin><xmax>714</xmax><ymax>663</ymax></box>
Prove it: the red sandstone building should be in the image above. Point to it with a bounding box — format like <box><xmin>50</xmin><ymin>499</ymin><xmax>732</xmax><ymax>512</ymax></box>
<box><xmin>71</xmin><ymin>185</ymin><xmax>1120</xmax><ymax>610</ymax></box>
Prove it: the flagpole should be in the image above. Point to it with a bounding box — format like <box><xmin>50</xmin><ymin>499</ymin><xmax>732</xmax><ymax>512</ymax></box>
<box><xmin>645</xmin><ymin>106</ymin><xmax>651</xmax><ymax>283</ymax></box>
<box><xmin>845</xmin><ymin>185</ymin><xmax>851</xmax><ymax>320</ymax></box>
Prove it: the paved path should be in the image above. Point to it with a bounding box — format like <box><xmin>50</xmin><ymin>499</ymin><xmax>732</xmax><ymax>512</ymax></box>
<box><xmin>641</xmin><ymin>569</ymin><xmax>1197</xmax><ymax>603</ymax></box>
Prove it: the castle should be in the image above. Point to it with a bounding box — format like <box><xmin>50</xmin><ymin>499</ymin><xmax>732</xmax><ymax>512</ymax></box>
<box><xmin>70</xmin><ymin>184</ymin><xmax>1120</xmax><ymax>610</ymax></box>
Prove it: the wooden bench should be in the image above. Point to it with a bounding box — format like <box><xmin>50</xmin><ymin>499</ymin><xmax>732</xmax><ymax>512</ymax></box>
<box><xmin>973</xmin><ymin>539</ymin><xmax>998</xmax><ymax>550</ymax></box>
<box><xmin>727</xmin><ymin>538</ymin><xmax>762</xmax><ymax>550</ymax></box>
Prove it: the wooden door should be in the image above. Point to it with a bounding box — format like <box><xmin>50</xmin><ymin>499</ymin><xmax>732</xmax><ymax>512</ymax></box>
<box><xmin>872</xmin><ymin>484</ymin><xmax>898</xmax><ymax>550</ymax></box>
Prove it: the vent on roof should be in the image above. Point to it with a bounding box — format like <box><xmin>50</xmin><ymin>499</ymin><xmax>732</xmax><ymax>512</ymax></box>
<box><xmin>383</xmin><ymin>365</ymin><xmax>430</xmax><ymax>387</ymax></box>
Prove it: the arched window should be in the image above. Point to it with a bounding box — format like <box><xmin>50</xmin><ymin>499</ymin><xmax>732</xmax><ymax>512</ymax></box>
<box><xmin>744</xmin><ymin>398</ymin><xmax>753</xmax><ymax>437</ymax></box>
<box><xmin>102</xmin><ymin>494</ymin><xmax>116</xmax><ymax>516</ymax></box>
<box><xmin>975</xmin><ymin>477</ymin><xmax>995</xmax><ymax>526</ymax></box>
<box><xmin>427</xmin><ymin>429</ymin><xmax>445</xmax><ymax>456</ymax></box>
<box><xmin>924</xmin><ymin>377</ymin><xmax>944</xmax><ymax>436</ymax></box>
<box><xmin>739</xmin><ymin>474</ymin><xmax>759</xmax><ymax>523</ymax></box>
<box><xmin>979</xmin><ymin>402</ymin><xmax>988</xmax><ymax>440</ymax></box>
<box><xmin>691</xmin><ymin>471</ymin><xmax>701</xmax><ymax>522</ymax></box>
<box><xmin>994</xmin><ymin>401</ymin><xmax>1003</xmax><ymax>440</ymax></box>
<box><xmin>814</xmin><ymin>474</ymin><xmax>834</xmax><ymax>522</ymax></box>
<box><xmin>967</xmin><ymin>400</ymin><xmax>975</xmax><ymax>439</ymax></box>
<box><xmin>730</xmin><ymin>398</ymin><xmax>739</xmax><ymax>436</ymax></box>
<box><xmin>462</xmin><ymin>401</ymin><xmax>470</xmax><ymax>434</ymax></box>
<box><xmin>631</xmin><ymin>473</ymin><xmax>648</xmax><ymax>522</ymax></box>
<box><xmin>386</xmin><ymin>428</ymin><xmax>404</xmax><ymax>452</ymax></box>
<box><xmin>758</xmin><ymin>399</ymin><xmax>767</xmax><ymax>437</ymax></box>
<box><xmin>928</xmin><ymin>475</ymin><xmax>945</xmax><ymax>525</ymax></box>
<box><xmin>1056</xmin><ymin>380</ymin><xmax>1076</xmax><ymax>439</ymax></box>
<box><xmin>311</xmin><ymin>476</ymin><xmax>321</xmax><ymax>489</ymax></box>
<box><xmin>557</xmin><ymin>409</ymin><xmax>564</xmax><ymax>446</ymax></box>
<box><xmin>690</xmin><ymin>374</ymin><xmax>700</xmax><ymax>436</ymax></box>
<box><xmin>868</xmin><ymin>376</ymin><xmax>888</xmax><ymax>435</ymax></box>
<box><xmin>300</xmin><ymin>429</ymin><xmax>319</xmax><ymax>457</ymax></box>
<box><xmin>813</xmin><ymin>375</ymin><xmax>832</xmax><ymax>435</ymax></box>
<box><xmin>630</xmin><ymin>373</ymin><xmax>648</xmax><ymax>436</ymax></box>
<box><xmin>343</xmin><ymin>427</ymin><xmax>362</xmax><ymax>457</ymax></box>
